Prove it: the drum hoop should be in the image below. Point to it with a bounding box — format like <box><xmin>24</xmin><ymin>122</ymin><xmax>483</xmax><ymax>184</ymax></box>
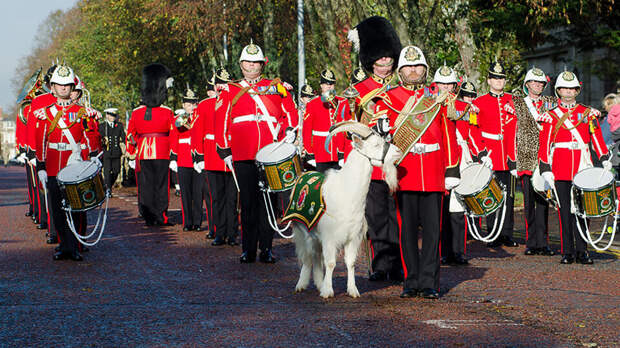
<box><xmin>454</xmin><ymin>164</ymin><xmax>494</xmax><ymax>197</ymax></box>
<box><xmin>256</xmin><ymin>151</ymin><xmax>298</xmax><ymax>166</ymax></box>
<box><xmin>573</xmin><ymin>182</ymin><xmax>615</xmax><ymax>192</ymax></box>
<box><xmin>57</xmin><ymin>166</ymin><xmax>102</xmax><ymax>185</ymax></box>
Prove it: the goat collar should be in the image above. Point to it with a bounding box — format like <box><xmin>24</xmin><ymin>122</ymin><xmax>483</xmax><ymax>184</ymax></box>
<box><xmin>352</xmin><ymin>139</ymin><xmax>391</xmax><ymax>167</ymax></box>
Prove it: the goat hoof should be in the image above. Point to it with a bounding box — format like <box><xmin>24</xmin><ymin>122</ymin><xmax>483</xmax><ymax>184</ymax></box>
<box><xmin>347</xmin><ymin>287</ymin><xmax>360</xmax><ymax>298</ymax></box>
<box><xmin>295</xmin><ymin>285</ymin><xmax>307</xmax><ymax>293</ymax></box>
<box><xmin>319</xmin><ymin>288</ymin><xmax>334</xmax><ymax>298</ymax></box>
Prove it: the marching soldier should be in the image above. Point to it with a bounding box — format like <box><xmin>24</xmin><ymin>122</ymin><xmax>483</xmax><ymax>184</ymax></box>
<box><xmin>348</xmin><ymin>16</ymin><xmax>404</xmax><ymax>282</ymax></box>
<box><xmin>215</xmin><ymin>41</ymin><xmax>298</xmax><ymax>263</ymax></box>
<box><xmin>434</xmin><ymin>67</ymin><xmax>489</xmax><ymax>266</ymax></box>
<box><xmin>33</xmin><ymin>65</ymin><xmax>99</xmax><ymax>261</ymax></box>
<box><xmin>302</xmin><ymin>68</ymin><xmax>351</xmax><ymax>172</ymax></box>
<box><xmin>473</xmin><ymin>61</ymin><xmax>519</xmax><ymax>248</ymax></box>
<box><xmin>538</xmin><ymin>71</ymin><xmax>609</xmax><ymax>264</ymax></box>
<box><xmin>514</xmin><ymin>67</ymin><xmax>556</xmax><ymax>256</ymax></box>
<box><xmin>193</xmin><ymin>67</ymin><xmax>239</xmax><ymax>245</ymax></box>
<box><xmin>376</xmin><ymin>46</ymin><xmax>460</xmax><ymax>298</ymax></box>
<box><xmin>72</xmin><ymin>76</ymin><xmax>102</xmax><ymax>158</ymax></box>
<box><xmin>170</xmin><ymin>87</ymin><xmax>203</xmax><ymax>231</ymax></box>
<box><xmin>299</xmin><ymin>83</ymin><xmax>314</xmax><ymax>107</ymax></box>
<box><xmin>98</xmin><ymin>108</ymin><xmax>126</xmax><ymax>195</ymax></box>
<box><xmin>126</xmin><ymin>63</ymin><xmax>175</xmax><ymax>226</ymax></box>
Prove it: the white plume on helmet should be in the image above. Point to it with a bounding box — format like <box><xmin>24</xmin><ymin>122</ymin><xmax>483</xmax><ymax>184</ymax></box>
<box><xmin>50</xmin><ymin>65</ymin><xmax>75</xmax><ymax>85</ymax></box>
<box><xmin>239</xmin><ymin>40</ymin><xmax>265</xmax><ymax>62</ymax></box>
<box><xmin>433</xmin><ymin>64</ymin><xmax>457</xmax><ymax>84</ymax></box>
<box><xmin>522</xmin><ymin>67</ymin><xmax>547</xmax><ymax>95</ymax></box>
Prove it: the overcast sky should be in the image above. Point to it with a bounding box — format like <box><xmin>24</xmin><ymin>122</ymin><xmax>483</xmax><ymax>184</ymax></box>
<box><xmin>0</xmin><ymin>1</ymin><xmax>76</xmax><ymax>115</ymax></box>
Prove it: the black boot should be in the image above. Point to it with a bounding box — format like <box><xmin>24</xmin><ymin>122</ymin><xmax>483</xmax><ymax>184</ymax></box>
<box><xmin>259</xmin><ymin>249</ymin><xmax>277</xmax><ymax>263</ymax></box>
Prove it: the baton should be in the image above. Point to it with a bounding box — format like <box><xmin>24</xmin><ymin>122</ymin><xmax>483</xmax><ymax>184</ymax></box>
<box><xmin>226</xmin><ymin>159</ymin><xmax>241</xmax><ymax>192</ymax></box>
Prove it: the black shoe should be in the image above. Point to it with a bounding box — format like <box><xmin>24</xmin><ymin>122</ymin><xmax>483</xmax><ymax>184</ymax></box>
<box><xmin>400</xmin><ymin>288</ymin><xmax>417</xmax><ymax>298</ymax></box>
<box><xmin>25</xmin><ymin>211</ymin><xmax>33</xmax><ymax>217</ymax></box>
<box><xmin>54</xmin><ymin>246</ymin><xmax>60</xmax><ymax>252</ymax></box>
<box><xmin>145</xmin><ymin>220</ymin><xmax>155</xmax><ymax>226</ymax></box>
<box><xmin>70</xmin><ymin>252</ymin><xmax>83</xmax><ymax>261</ymax></box>
<box><xmin>194</xmin><ymin>225</ymin><xmax>202</xmax><ymax>232</ymax></box>
<box><xmin>539</xmin><ymin>246</ymin><xmax>555</xmax><ymax>256</ymax></box>
<box><xmin>240</xmin><ymin>252</ymin><xmax>256</xmax><ymax>263</ymax></box>
<box><xmin>576</xmin><ymin>251</ymin><xmax>593</xmax><ymax>264</ymax></box>
<box><xmin>421</xmin><ymin>288</ymin><xmax>439</xmax><ymax>299</ymax></box>
<box><xmin>37</xmin><ymin>223</ymin><xmax>48</xmax><ymax>230</ymax></box>
<box><xmin>227</xmin><ymin>238</ymin><xmax>239</xmax><ymax>246</ymax></box>
<box><xmin>183</xmin><ymin>226</ymin><xmax>191</xmax><ymax>232</ymax></box>
<box><xmin>388</xmin><ymin>269</ymin><xmax>404</xmax><ymax>282</ymax></box>
<box><xmin>560</xmin><ymin>254</ymin><xmax>574</xmax><ymax>264</ymax></box>
<box><xmin>175</xmin><ymin>191</ymin><xmax>181</xmax><ymax>197</ymax></box>
<box><xmin>259</xmin><ymin>249</ymin><xmax>277</xmax><ymax>263</ymax></box>
<box><xmin>206</xmin><ymin>232</ymin><xmax>215</xmax><ymax>240</ymax></box>
<box><xmin>53</xmin><ymin>251</ymin><xmax>67</xmax><ymax>261</ymax></box>
<box><xmin>486</xmin><ymin>239</ymin><xmax>503</xmax><ymax>248</ymax></box>
<box><xmin>524</xmin><ymin>247</ymin><xmax>539</xmax><ymax>255</ymax></box>
<box><xmin>503</xmin><ymin>237</ymin><xmax>518</xmax><ymax>247</ymax></box>
<box><xmin>33</xmin><ymin>218</ymin><xmax>39</xmax><ymax>224</ymax></box>
<box><xmin>46</xmin><ymin>236</ymin><xmax>58</xmax><ymax>244</ymax></box>
<box><xmin>211</xmin><ymin>237</ymin><xmax>226</xmax><ymax>246</ymax></box>
<box><xmin>440</xmin><ymin>256</ymin><xmax>452</xmax><ymax>265</ymax></box>
<box><xmin>368</xmin><ymin>270</ymin><xmax>388</xmax><ymax>282</ymax></box>
<box><xmin>81</xmin><ymin>246</ymin><xmax>89</xmax><ymax>253</ymax></box>
<box><xmin>155</xmin><ymin>221</ymin><xmax>174</xmax><ymax>227</ymax></box>
<box><xmin>453</xmin><ymin>254</ymin><xmax>469</xmax><ymax>265</ymax></box>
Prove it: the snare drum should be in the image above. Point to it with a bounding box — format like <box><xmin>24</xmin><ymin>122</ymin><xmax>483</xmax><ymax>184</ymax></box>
<box><xmin>572</xmin><ymin>167</ymin><xmax>617</xmax><ymax>218</ymax></box>
<box><xmin>453</xmin><ymin>164</ymin><xmax>505</xmax><ymax>217</ymax></box>
<box><xmin>57</xmin><ymin>160</ymin><xmax>106</xmax><ymax>212</ymax></box>
<box><xmin>531</xmin><ymin>167</ymin><xmax>560</xmax><ymax>208</ymax></box>
<box><xmin>255</xmin><ymin>142</ymin><xmax>303</xmax><ymax>192</ymax></box>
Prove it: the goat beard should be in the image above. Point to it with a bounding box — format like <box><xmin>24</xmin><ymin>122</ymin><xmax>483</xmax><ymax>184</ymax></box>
<box><xmin>381</xmin><ymin>161</ymin><xmax>399</xmax><ymax>193</ymax></box>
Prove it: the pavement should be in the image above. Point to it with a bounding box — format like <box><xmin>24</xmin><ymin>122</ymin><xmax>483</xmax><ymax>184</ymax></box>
<box><xmin>1</xmin><ymin>165</ymin><xmax>619</xmax><ymax>347</ymax></box>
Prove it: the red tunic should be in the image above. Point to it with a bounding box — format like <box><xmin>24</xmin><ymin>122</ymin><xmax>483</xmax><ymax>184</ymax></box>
<box><xmin>26</xmin><ymin>93</ymin><xmax>56</xmax><ymax>157</ymax></box>
<box><xmin>473</xmin><ymin>92</ymin><xmax>517</xmax><ymax>171</ymax></box>
<box><xmin>169</xmin><ymin>113</ymin><xmax>197</xmax><ymax>168</ymax></box>
<box><xmin>215</xmin><ymin>78</ymin><xmax>298</xmax><ymax>161</ymax></box>
<box><xmin>538</xmin><ymin>104</ymin><xmax>608</xmax><ymax>181</ymax></box>
<box><xmin>82</xmin><ymin>115</ymin><xmax>102</xmax><ymax>155</ymax></box>
<box><xmin>302</xmin><ymin>96</ymin><xmax>351</xmax><ymax>163</ymax></box>
<box><xmin>192</xmin><ymin>98</ymin><xmax>228</xmax><ymax>172</ymax></box>
<box><xmin>454</xmin><ymin>99</ymin><xmax>485</xmax><ymax>162</ymax></box>
<box><xmin>15</xmin><ymin>104</ymin><xmax>29</xmax><ymax>151</ymax></box>
<box><xmin>33</xmin><ymin>102</ymin><xmax>92</xmax><ymax>176</ymax></box>
<box><xmin>127</xmin><ymin>105</ymin><xmax>174</xmax><ymax>161</ymax></box>
<box><xmin>376</xmin><ymin>86</ymin><xmax>460</xmax><ymax>192</ymax></box>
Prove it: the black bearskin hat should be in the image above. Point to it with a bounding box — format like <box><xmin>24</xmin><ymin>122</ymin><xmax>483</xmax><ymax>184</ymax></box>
<box><xmin>141</xmin><ymin>63</ymin><xmax>171</xmax><ymax>108</ymax></box>
<box><xmin>348</xmin><ymin>16</ymin><xmax>402</xmax><ymax>73</ymax></box>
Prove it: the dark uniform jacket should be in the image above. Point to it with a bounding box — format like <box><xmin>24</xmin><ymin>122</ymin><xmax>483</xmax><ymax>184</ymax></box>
<box><xmin>99</xmin><ymin>120</ymin><xmax>126</xmax><ymax>159</ymax></box>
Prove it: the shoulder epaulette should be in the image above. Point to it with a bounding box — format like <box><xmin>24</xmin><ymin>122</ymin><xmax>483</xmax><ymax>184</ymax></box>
<box><xmin>133</xmin><ymin>105</ymin><xmax>146</xmax><ymax>112</ymax></box>
<box><xmin>160</xmin><ymin>105</ymin><xmax>172</xmax><ymax>111</ymax></box>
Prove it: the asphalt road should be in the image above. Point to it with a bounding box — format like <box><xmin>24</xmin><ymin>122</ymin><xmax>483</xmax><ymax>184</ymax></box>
<box><xmin>1</xmin><ymin>165</ymin><xmax>618</xmax><ymax>347</ymax></box>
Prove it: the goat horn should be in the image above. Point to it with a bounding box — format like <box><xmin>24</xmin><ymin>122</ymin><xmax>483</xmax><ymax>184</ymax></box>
<box><xmin>324</xmin><ymin>121</ymin><xmax>373</xmax><ymax>154</ymax></box>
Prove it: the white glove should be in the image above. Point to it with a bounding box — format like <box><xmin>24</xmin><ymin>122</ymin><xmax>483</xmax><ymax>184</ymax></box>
<box><xmin>194</xmin><ymin>161</ymin><xmax>204</xmax><ymax>173</ymax></box>
<box><xmin>91</xmin><ymin>156</ymin><xmax>102</xmax><ymax>167</ymax></box>
<box><xmin>224</xmin><ymin>155</ymin><xmax>234</xmax><ymax>171</ymax></box>
<box><xmin>445</xmin><ymin>177</ymin><xmax>460</xmax><ymax>190</ymax></box>
<box><xmin>602</xmin><ymin>160</ymin><xmax>612</xmax><ymax>172</ymax></box>
<box><xmin>542</xmin><ymin>171</ymin><xmax>555</xmax><ymax>188</ymax></box>
<box><xmin>37</xmin><ymin>170</ymin><xmax>48</xmax><ymax>185</ymax></box>
<box><xmin>589</xmin><ymin>108</ymin><xmax>601</xmax><ymax>118</ymax></box>
<box><xmin>510</xmin><ymin>169</ymin><xmax>518</xmax><ymax>178</ymax></box>
<box><xmin>169</xmin><ymin>160</ymin><xmax>178</xmax><ymax>172</ymax></box>
<box><xmin>469</xmin><ymin>104</ymin><xmax>480</xmax><ymax>113</ymax></box>
<box><xmin>284</xmin><ymin>129</ymin><xmax>296</xmax><ymax>144</ymax></box>
<box><xmin>480</xmin><ymin>155</ymin><xmax>493</xmax><ymax>169</ymax></box>
<box><xmin>128</xmin><ymin>160</ymin><xmax>136</xmax><ymax>169</ymax></box>
<box><xmin>338</xmin><ymin>159</ymin><xmax>344</xmax><ymax>167</ymax></box>
<box><xmin>29</xmin><ymin>157</ymin><xmax>36</xmax><ymax>166</ymax></box>
<box><xmin>67</xmin><ymin>150</ymin><xmax>82</xmax><ymax>166</ymax></box>
<box><xmin>16</xmin><ymin>153</ymin><xmax>27</xmax><ymax>164</ymax></box>
<box><xmin>307</xmin><ymin>159</ymin><xmax>316</xmax><ymax>168</ymax></box>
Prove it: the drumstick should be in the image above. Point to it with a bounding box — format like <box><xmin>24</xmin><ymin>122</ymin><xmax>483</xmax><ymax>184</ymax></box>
<box><xmin>473</xmin><ymin>150</ymin><xmax>492</xmax><ymax>183</ymax></box>
<box><xmin>76</xmin><ymin>152</ymin><xmax>104</xmax><ymax>177</ymax></box>
<box><xmin>267</xmin><ymin>125</ymin><xmax>300</xmax><ymax>155</ymax></box>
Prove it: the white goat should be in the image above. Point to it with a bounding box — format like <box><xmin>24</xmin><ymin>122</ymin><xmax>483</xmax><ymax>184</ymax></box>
<box><xmin>293</xmin><ymin>121</ymin><xmax>401</xmax><ymax>298</ymax></box>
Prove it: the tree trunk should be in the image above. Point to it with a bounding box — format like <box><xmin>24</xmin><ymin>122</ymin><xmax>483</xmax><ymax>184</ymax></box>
<box><xmin>454</xmin><ymin>17</ymin><xmax>480</xmax><ymax>84</ymax></box>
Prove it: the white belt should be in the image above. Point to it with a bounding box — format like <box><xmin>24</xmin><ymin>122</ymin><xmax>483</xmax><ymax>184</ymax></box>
<box><xmin>481</xmin><ymin>131</ymin><xmax>503</xmax><ymax>140</ymax></box>
<box><xmin>457</xmin><ymin>139</ymin><xmax>468</xmax><ymax>146</ymax></box>
<box><xmin>179</xmin><ymin>138</ymin><xmax>191</xmax><ymax>144</ymax></box>
<box><xmin>410</xmin><ymin>143</ymin><xmax>440</xmax><ymax>154</ymax></box>
<box><xmin>48</xmin><ymin>142</ymin><xmax>86</xmax><ymax>151</ymax></box>
<box><xmin>204</xmin><ymin>134</ymin><xmax>215</xmax><ymax>140</ymax></box>
<box><xmin>312</xmin><ymin>130</ymin><xmax>330</xmax><ymax>137</ymax></box>
<box><xmin>553</xmin><ymin>141</ymin><xmax>580</xmax><ymax>150</ymax></box>
<box><xmin>232</xmin><ymin>114</ymin><xmax>278</xmax><ymax>124</ymax></box>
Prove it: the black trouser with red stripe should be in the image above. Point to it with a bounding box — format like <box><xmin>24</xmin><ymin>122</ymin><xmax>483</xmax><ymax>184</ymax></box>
<box><xmin>25</xmin><ymin>163</ymin><xmax>35</xmax><ymax>216</ymax></box>
<box><xmin>235</xmin><ymin>160</ymin><xmax>273</xmax><ymax>257</ymax></box>
<box><xmin>440</xmin><ymin>193</ymin><xmax>467</xmax><ymax>258</ymax></box>
<box><xmin>203</xmin><ymin>172</ymin><xmax>212</xmax><ymax>228</ymax></box>
<box><xmin>178</xmin><ymin>166</ymin><xmax>204</xmax><ymax>228</ymax></box>
<box><xmin>397</xmin><ymin>191</ymin><xmax>442</xmax><ymax>291</ymax></box>
<box><xmin>208</xmin><ymin>171</ymin><xmax>239</xmax><ymax>241</ymax></box>
<box><xmin>137</xmin><ymin>159</ymin><xmax>170</xmax><ymax>224</ymax></box>
<box><xmin>555</xmin><ymin>180</ymin><xmax>587</xmax><ymax>255</ymax></box>
<box><xmin>47</xmin><ymin>177</ymin><xmax>79</xmax><ymax>254</ymax></box>
<box><xmin>521</xmin><ymin>174</ymin><xmax>550</xmax><ymax>249</ymax></box>
<box><xmin>486</xmin><ymin>170</ymin><xmax>515</xmax><ymax>239</ymax></box>
<box><xmin>365</xmin><ymin>180</ymin><xmax>401</xmax><ymax>275</ymax></box>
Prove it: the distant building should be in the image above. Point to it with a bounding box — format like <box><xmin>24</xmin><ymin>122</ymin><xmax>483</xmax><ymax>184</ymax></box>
<box><xmin>0</xmin><ymin>119</ymin><xmax>16</xmax><ymax>162</ymax></box>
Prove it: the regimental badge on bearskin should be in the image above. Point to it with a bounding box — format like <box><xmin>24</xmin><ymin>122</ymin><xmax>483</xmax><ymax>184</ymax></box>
<box><xmin>405</xmin><ymin>47</ymin><xmax>420</xmax><ymax>62</ymax></box>
<box><xmin>562</xmin><ymin>71</ymin><xmax>575</xmax><ymax>81</ymax></box>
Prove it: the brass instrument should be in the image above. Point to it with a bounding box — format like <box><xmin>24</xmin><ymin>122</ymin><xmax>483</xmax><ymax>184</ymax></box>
<box><xmin>16</xmin><ymin>68</ymin><xmax>45</xmax><ymax>105</ymax></box>
<box><xmin>17</xmin><ymin>100</ymin><xmax>30</xmax><ymax>125</ymax></box>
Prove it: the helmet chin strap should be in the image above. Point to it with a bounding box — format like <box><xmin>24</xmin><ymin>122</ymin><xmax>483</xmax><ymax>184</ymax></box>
<box><xmin>352</xmin><ymin>138</ymin><xmax>391</xmax><ymax>167</ymax></box>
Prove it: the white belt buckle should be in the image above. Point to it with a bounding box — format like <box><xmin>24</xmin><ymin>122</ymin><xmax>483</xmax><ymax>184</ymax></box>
<box><xmin>570</xmin><ymin>142</ymin><xmax>579</xmax><ymax>150</ymax></box>
<box><xmin>413</xmin><ymin>143</ymin><xmax>426</xmax><ymax>154</ymax></box>
<box><xmin>57</xmin><ymin>143</ymin><xmax>68</xmax><ymax>151</ymax></box>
